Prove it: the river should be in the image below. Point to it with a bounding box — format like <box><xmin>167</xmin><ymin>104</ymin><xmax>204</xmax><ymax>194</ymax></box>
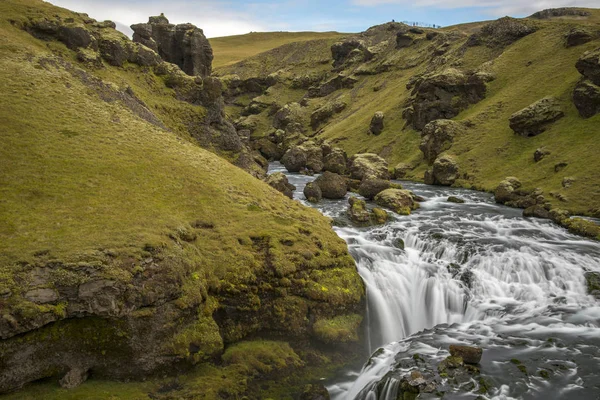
<box><xmin>269</xmin><ymin>162</ymin><xmax>600</xmax><ymax>400</ymax></box>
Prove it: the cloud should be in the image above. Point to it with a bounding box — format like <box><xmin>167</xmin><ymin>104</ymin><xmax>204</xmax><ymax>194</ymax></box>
<box><xmin>351</xmin><ymin>0</ymin><xmax>599</xmax><ymax>17</ymax></box>
<box><xmin>46</xmin><ymin>0</ymin><xmax>268</xmax><ymax>37</ymax></box>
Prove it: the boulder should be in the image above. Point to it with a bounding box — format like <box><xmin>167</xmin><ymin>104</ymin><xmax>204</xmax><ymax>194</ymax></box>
<box><xmin>57</xmin><ymin>25</ymin><xmax>96</xmax><ymax>50</ymax></box>
<box><xmin>358</xmin><ymin>178</ymin><xmax>392</xmax><ymax>200</ymax></box>
<box><xmin>494</xmin><ymin>177</ymin><xmax>522</xmax><ymax>203</ymax></box>
<box><xmin>311</xmin><ymin>101</ymin><xmax>346</xmax><ymax>130</ymax></box>
<box><xmin>59</xmin><ymin>367</ymin><xmax>89</xmax><ymax>389</ymax></box>
<box><xmin>303</xmin><ymin>182</ymin><xmax>322</xmax><ymax>203</ymax></box>
<box><xmin>573</xmin><ymin>80</ymin><xmax>600</xmax><ymax>118</ymax></box>
<box><xmin>565</xmin><ymin>28</ymin><xmax>594</xmax><ymax>47</ymax></box>
<box><xmin>347</xmin><ymin>197</ymin><xmax>371</xmax><ymax>225</ymax></box>
<box><xmin>369</xmin><ymin>112</ymin><xmax>385</xmax><ymax>135</ymax></box>
<box><xmin>396</xmin><ymin>33</ymin><xmax>413</xmax><ymax>48</ymax></box>
<box><xmin>494</xmin><ymin>177</ymin><xmax>544</xmax><ymax>208</ymax></box>
<box><xmin>404</xmin><ymin>69</ymin><xmax>488</xmax><ymax>130</ymax></box>
<box><xmin>131</xmin><ymin>16</ymin><xmax>213</xmax><ymax>77</ymax></box>
<box><xmin>371</xmin><ymin>208</ymin><xmax>389</xmax><ymax>225</ymax></box>
<box><xmin>523</xmin><ymin>205</ymin><xmax>551</xmax><ymax>219</ymax></box>
<box><xmin>98</xmin><ymin>37</ymin><xmax>132</xmax><ymax>67</ymax></box>
<box><xmin>374</xmin><ymin>189</ymin><xmax>418</xmax><ymax>215</ymax></box>
<box><xmin>393</xmin><ymin>163</ymin><xmax>411</xmax><ymax>179</ymax></box>
<box><xmin>509</xmin><ymin>97</ymin><xmax>564</xmax><ymax>137</ymax></box>
<box><xmin>323</xmin><ymin>148</ymin><xmax>347</xmax><ymax>175</ymax></box>
<box><xmin>255</xmin><ymin>138</ymin><xmax>285</xmax><ymax>161</ymax></box>
<box><xmin>281</xmin><ymin>147</ymin><xmax>307</xmax><ymax>172</ymax></box>
<box><xmin>348</xmin><ymin>153</ymin><xmax>390</xmax><ymax>180</ymax></box>
<box><xmin>449</xmin><ymin>345</ymin><xmax>482</xmax><ymax>364</ymax></box>
<box><xmin>585</xmin><ymin>271</ymin><xmax>600</xmax><ymax>297</ymax></box>
<box><xmin>419</xmin><ymin>119</ymin><xmax>463</xmax><ymax>164</ymax></box>
<box><xmin>265</xmin><ymin>172</ymin><xmax>296</xmax><ymax>199</ymax></box>
<box><xmin>273</xmin><ymin>103</ymin><xmax>305</xmax><ymax>133</ymax></box>
<box><xmin>533</xmin><ymin>147</ymin><xmax>550</xmax><ymax>162</ymax></box>
<box><xmin>447</xmin><ymin>196</ymin><xmax>465</xmax><ymax>204</ymax></box>
<box><xmin>575</xmin><ymin>48</ymin><xmax>600</xmax><ymax>86</ymax></box>
<box><xmin>424</xmin><ymin>169</ymin><xmax>435</xmax><ymax>185</ymax></box>
<box><xmin>314</xmin><ymin>172</ymin><xmax>348</xmax><ymax>199</ymax></box>
<box><xmin>432</xmin><ymin>155</ymin><xmax>459</xmax><ymax>186</ymax></box>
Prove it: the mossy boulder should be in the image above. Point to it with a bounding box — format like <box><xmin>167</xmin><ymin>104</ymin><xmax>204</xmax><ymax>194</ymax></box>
<box><xmin>509</xmin><ymin>97</ymin><xmax>565</xmax><ymax>137</ymax></box>
<box><xmin>323</xmin><ymin>148</ymin><xmax>347</xmax><ymax>174</ymax></box>
<box><xmin>573</xmin><ymin>80</ymin><xmax>600</xmax><ymax>118</ymax></box>
<box><xmin>565</xmin><ymin>28</ymin><xmax>594</xmax><ymax>48</ymax></box>
<box><xmin>576</xmin><ymin>47</ymin><xmax>600</xmax><ymax>86</ymax></box>
<box><xmin>534</xmin><ymin>147</ymin><xmax>551</xmax><ymax>162</ymax></box>
<box><xmin>393</xmin><ymin>163</ymin><xmax>411</xmax><ymax>179</ymax></box>
<box><xmin>358</xmin><ymin>177</ymin><xmax>392</xmax><ymax>200</ymax></box>
<box><xmin>369</xmin><ymin>111</ymin><xmax>385</xmax><ymax>135</ymax></box>
<box><xmin>420</xmin><ymin>119</ymin><xmax>463</xmax><ymax>164</ymax></box>
<box><xmin>265</xmin><ymin>172</ymin><xmax>296</xmax><ymax>199</ymax></box>
<box><xmin>303</xmin><ymin>182</ymin><xmax>322</xmax><ymax>203</ymax></box>
<box><xmin>447</xmin><ymin>196</ymin><xmax>465</xmax><ymax>204</ymax></box>
<box><xmin>282</xmin><ymin>146</ymin><xmax>308</xmax><ymax>172</ymax></box>
<box><xmin>314</xmin><ymin>172</ymin><xmax>347</xmax><ymax>199</ymax></box>
<box><xmin>449</xmin><ymin>345</ymin><xmax>483</xmax><ymax>364</ymax></box>
<box><xmin>374</xmin><ymin>189</ymin><xmax>418</xmax><ymax>215</ymax></box>
<box><xmin>311</xmin><ymin>101</ymin><xmax>346</xmax><ymax>130</ymax></box>
<box><xmin>348</xmin><ymin>153</ymin><xmax>390</xmax><ymax>180</ymax></box>
<box><xmin>312</xmin><ymin>314</ymin><xmax>363</xmax><ymax>344</ymax></box>
<box><xmin>432</xmin><ymin>155</ymin><xmax>459</xmax><ymax>186</ymax></box>
<box><xmin>584</xmin><ymin>272</ymin><xmax>600</xmax><ymax>297</ymax></box>
<box><xmin>348</xmin><ymin>197</ymin><xmax>371</xmax><ymax>225</ymax></box>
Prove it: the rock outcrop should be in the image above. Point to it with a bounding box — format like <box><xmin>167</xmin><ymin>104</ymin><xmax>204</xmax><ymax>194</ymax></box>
<box><xmin>534</xmin><ymin>147</ymin><xmax>551</xmax><ymax>162</ymax></box>
<box><xmin>419</xmin><ymin>119</ymin><xmax>463</xmax><ymax>164</ymax></box>
<box><xmin>314</xmin><ymin>172</ymin><xmax>348</xmax><ymax>199</ymax></box>
<box><xmin>576</xmin><ymin>48</ymin><xmax>600</xmax><ymax>86</ymax></box>
<box><xmin>573</xmin><ymin>80</ymin><xmax>600</xmax><ymax>118</ymax></box>
<box><xmin>449</xmin><ymin>345</ymin><xmax>483</xmax><ymax>364</ymax></box>
<box><xmin>347</xmin><ymin>153</ymin><xmax>390</xmax><ymax>180</ymax></box>
<box><xmin>131</xmin><ymin>15</ymin><xmax>213</xmax><ymax>77</ymax></box>
<box><xmin>311</xmin><ymin>101</ymin><xmax>346</xmax><ymax>130</ymax></box>
<box><xmin>467</xmin><ymin>17</ymin><xmax>536</xmax><ymax>48</ymax></box>
<box><xmin>374</xmin><ymin>189</ymin><xmax>419</xmax><ymax>215</ymax></box>
<box><xmin>265</xmin><ymin>172</ymin><xmax>296</xmax><ymax>199</ymax></box>
<box><xmin>509</xmin><ymin>97</ymin><xmax>564</xmax><ymax>137</ymax></box>
<box><xmin>494</xmin><ymin>177</ymin><xmax>545</xmax><ymax>208</ymax></box>
<box><xmin>331</xmin><ymin>39</ymin><xmax>373</xmax><ymax>68</ymax></box>
<box><xmin>369</xmin><ymin>112</ymin><xmax>385</xmax><ymax>135</ymax></box>
<box><xmin>565</xmin><ymin>28</ymin><xmax>594</xmax><ymax>48</ymax></box>
<box><xmin>432</xmin><ymin>155</ymin><xmax>459</xmax><ymax>186</ymax></box>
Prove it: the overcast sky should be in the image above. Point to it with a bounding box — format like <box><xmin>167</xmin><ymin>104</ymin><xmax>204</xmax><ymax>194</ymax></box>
<box><xmin>47</xmin><ymin>0</ymin><xmax>599</xmax><ymax>38</ymax></box>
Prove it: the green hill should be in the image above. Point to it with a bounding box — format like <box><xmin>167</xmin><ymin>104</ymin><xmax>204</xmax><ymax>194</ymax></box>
<box><xmin>0</xmin><ymin>0</ymin><xmax>363</xmax><ymax>398</ymax></box>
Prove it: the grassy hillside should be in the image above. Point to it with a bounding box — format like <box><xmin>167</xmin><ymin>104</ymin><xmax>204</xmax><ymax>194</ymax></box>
<box><xmin>0</xmin><ymin>0</ymin><xmax>364</xmax><ymax>397</ymax></box>
<box><xmin>222</xmin><ymin>10</ymin><xmax>600</xmax><ymax>216</ymax></box>
<box><xmin>210</xmin><ymin>31</ymin><xmax>347</xmax><ymax>68</ymax></box>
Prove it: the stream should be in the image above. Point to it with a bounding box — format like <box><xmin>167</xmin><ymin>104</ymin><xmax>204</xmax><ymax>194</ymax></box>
<box><xmin>269</xmin><ymin>162</ymin><xmax>600</xmax><ymax>400</ymax></box>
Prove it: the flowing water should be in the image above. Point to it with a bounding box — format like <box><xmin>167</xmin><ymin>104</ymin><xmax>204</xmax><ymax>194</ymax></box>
<box><xmin>269</xmin><ymin>163</ymin><xmax>600</xmax><ymax>400</ymax></box>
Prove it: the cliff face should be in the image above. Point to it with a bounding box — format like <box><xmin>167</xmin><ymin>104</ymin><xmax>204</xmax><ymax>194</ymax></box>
<box><xmin>131</xmin><ymin>14</ymin><xmax>213</xmax><ymax>77</ymax></box>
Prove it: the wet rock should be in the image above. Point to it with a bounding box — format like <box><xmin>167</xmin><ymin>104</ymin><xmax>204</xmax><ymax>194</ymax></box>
<box><xmin>534</xmin><ymin>147</ymin><xmax>551</xmax><ymax>162</ymax></box>
<box><xmin>323</xmin><ymin>148</ymin><xmax>347</xmax><ymax>174</ymax></box>
<box><xmin>303</xmin><ymin>182</ymin><xmax>322</xmax><ymax>203</ymax></box>
<box><xmin>369</xmin><ymin>111</ymin><xmax>385</xmax><ymax>135</ymax></box>
<box><xmin>523</xmin><ymin>205</ymin><xmax>551</xmax><ymax>219</ymax></box>
<box><xmin>371</xmin><ymin>208</ymin><xmax>389</xmax><ymax>225</ymax></box>
<box><xmin>573</xmin><ymin>80</ymin><xmax>600</xmax><ymax>118</ymax></box>
<box><xmin>265</xmin><ymin>172</ymin><xmax>296</xmax><ymax>199</ymax></box>
<box><xmin>494</xmin><ymin>177</ymin><xmax>543</xmax><ymax>209</ymax></box>
<box><xmin>459</xmin><ymin>270</ymin><xmax>475</xmax><ymax>289</ymax></box>
<box><xmin>24</xmin><ymin>288</ymin><xmax>58</xmax><ymax>304</ymax></box>
<box><xmin>131</xmin><ymin>15</ymin><xmax>213</xmax><ymax>77</ymax></box>
<box><xmin>468</xmin><ymin>17</ymin><xmax>536</xmax><ymax>48</ymax></box>
<box><xmin>432</xmin><ymin>155</ymin><xmax>459</xmax><ymax>186</ymax></box>
<box><xmin>404</xmin><ymin>69</ymin><xmax>488</xmax><ymax>130</ymax></box>
<box><xmin>59</xmin><ymin>367</ymin><xmax>89</xmax><ymax>389</ymax></box>
<box><xmin>314</xmin><ymin>172</ymin><xmax>347</xmax><ymax>199</ymax></box>
<box><xmin>393</xmin><ymin>163</ymin><xmax>411</xmax><ymax>179</ymax></box>
<box><xmin>576</xmin><ymin>48</ymin><xmax>600</xmax><ymax>86</ymax></box>
<box><xmin>450</xmin><ymin>345</ymin><xmax>482</xmax><ymax>364</ymax></box>
<box><xmin>447</xmin><ymin>196</ymin><xmax>465</xmax><ymax>204</ymax></box>
<box><xmin>299</xmin><ymin>383</ymin><xmax>330</xmax><ymax>400</ymax></box>
<box><xmin>311</xmin><ymin>101</ymin><xmax>346</xmax><ymax>130</ymax></box>
<box><xmin>347</xmin><ymin>197</ymin><xmax>372</xmax><ymax>225</ymax></box>
<box><xmin>420</xmin><ymin>119</ymin><xmax>463</xmax><ymax>164</ymax></box>
<box><xmin>374</xmin><ymin>189</ymin><xmax>418</xmax><ymax>215</ymax></box>
<box><xmin>509</xmin><ymin>97</ymin><xmax>564</xmax><ymax>137</ymax></box>
<box><xmin>584</xmin><ymin>271</ymin><xmax>600</xmax><ymax>297</ymax></box>
<box><xmin>347</xmin><ymin>153</ymin><xmax>390</xmax><ymax>180</ymax></box>
<box><xmin>565</xmin><ymin>28</ymin><xmax>594</xmax><ymax>47</ymax></box>
<box><xmin>394</xmin><ymin>238</ymin><xmax>405</xmax><ymax>250</ymax></box>
<box><xmin>358</xmin><ymin>178</ymin><xmax>392</xmax><ymax>200</ymax></box>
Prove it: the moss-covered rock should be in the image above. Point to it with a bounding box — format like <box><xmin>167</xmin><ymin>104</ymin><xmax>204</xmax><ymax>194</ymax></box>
<box><xmin>374</xmin><ymin>189</ymin><xmax>419</xmax><ymax>215</ymax></box>
<box><xmin>348</xmin><ymin>153</ymin><xmax>390</xmax><ymax>180</ymax></box>
<box><xmin>509</xmin><ymin>97</ymin><xmax>565</xmax><ymax>137</ymax></box>
<box><xmin>314</xmin><ymin>171</ymin><xmax>348</xmax><ymax>199</ymax></box>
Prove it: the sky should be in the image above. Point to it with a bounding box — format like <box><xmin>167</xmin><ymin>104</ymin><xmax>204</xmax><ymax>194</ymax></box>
<box><xmin>47</xmin><ymin>0</ymin><xmax>600</xmax><ymax>38</ymax></box>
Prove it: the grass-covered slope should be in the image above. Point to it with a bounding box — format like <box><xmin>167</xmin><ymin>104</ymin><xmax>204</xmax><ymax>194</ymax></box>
<box><xmin>0</xmin><ymin>1</ymin><xmax>364</xmax><ymax>397</ymax></box>
<box><xmin>210</xmin><ymin>31</ymin><xmax>346</xmax><ymax>68</ymax></box>
<box><xmin>222</xmin><ymin>10</ymin><xmax>600</xmax><ymax>216</ymax></box>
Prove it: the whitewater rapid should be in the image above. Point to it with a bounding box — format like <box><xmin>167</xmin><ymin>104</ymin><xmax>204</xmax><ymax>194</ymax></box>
<box><xmin>269</xmin><ymin>162</ymin><xmax>600</xmax><ymax>400</ymax></box>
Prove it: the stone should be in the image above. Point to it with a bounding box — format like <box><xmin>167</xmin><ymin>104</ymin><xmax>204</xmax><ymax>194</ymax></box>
<box><xmin>131</xmin><ymin>16</ymin><xmax>213</xmax><ymax>77</ymax></box>
<box><xmin>555</xmin><ymin>162</ymin><xmax>568</xmax><ymax>172</ymax></box>
<box><xmin>273</xmin><ymin>103</ymin><xmax>304</xmax><ymax>132</ymax></box>
<box><xmin>59</xmin><ymin>367</ymin><xmax>89</xmax><ymax>389</ymax></box>
<box><xmin>303</xmin><ymin>182</ymin><xmax>322</xmax><ymax>203</ymax></box>
<box><xmin>565</xmin><ymin>28</ymin><xmax>594</xmax><ymax>47</ymax></box>
<box><xmin>534</xmin><ymin>147</ymin><xmax>551</xmax><ymax>162</ymax></box>
<box><xmin>374</xmin><ymin>189</ymin><xmax>418</xmax><ymax>215</ymax></box>
<box><xmin>265</xmin><ymin>172</ymin><xmax>296</xmax><ymax>199</ymax></box>
<box><xmin>308</xmin><ymin>74</ymin><xmax>358</xmax><ymax>98</ymax></box>
<box><xmin>573</xmin><ymin>80</ymin><xmax>600</xmax><ymax>118</ymax></box>
<box><xmin>523</xmin><ymin>205</ymin><xmax>551</xmax><ymax>219</ymax></box>
<box><xmin>77</xmin><ymin>279</ymin><xmax>121</xmax><ymax>314</ymax></box>
<box><xmin>424</xmin><ymin>169</ymin><xmax>435</xmax><ymax>185</ymax></box>
<box><xmin>449</xmin><ymin>345</ymin><xmax>483</xmax><ymax>364</ymax></box>
<box><xmin>584</xmin><ymin>271</ymin><xmax>600</xmax><ymax>297</ymax></box>
<box><xmin>494</xmin><ymin>177</ymin><xmax>522</xmax><ymax>203</ymax></box>
<box><xmin>331</xmin><ymin>39</ymin><xmax>372</xmax><ymax>68</ymax></box>
<box><xmin>447</xmin><ymin>196</ymin><xmax>465</xmax><ymax>203</ymax></box>
<box><xmin>57</xmin><ymin>25</ymin><xmax>96</xmax><ymax>50</ymax></box>
<box><xmin>509</xmin><ymin>97</ymin><xmax>564</xmax><ymax>137</ymax></box>
<box><xmin>420</xmin><ymin>119</ymin><xmax>463</xmax><ymax>164</ymax></box>
<box><xmin>396</xmin><ymin>33</ymin><xmax>413</xmax><ymax>48</ymax></box>
<box><xmin>358</xmin><ymin>178</ymin><xmax>392</xmax><ymax>200</ymax></box>
<box><xmin>314</xmin><ymin>172</ymin><xmax>348</xmax><ymax>199</ymax></box>
<box><xmin>432</xmin><ymin>155</ymin><xmax>459</xmax><ymax>186</ymax></box>
<box><xmin>530</xmin><ymin>8</ymin><xmax>591</xmax><ymax>19</ymax></box>
<box><xmin>468</xmin><ymin>17</ymin><xmax>536</xmax><ymax>48</ymax></box>
<box><xmin>393</xmin><ymin>163</ymin><xmax>411</xmax><ymax>179</ymax></box>
<box><xmin>311</xmin><ymin>101</ymin><xmax>346</xmax><ymax>130</ymax></box>
<box><xmin>347</xmin><ymin>197</ymin><xmax>371</xmax><ymax>225</ymax></box>
<box><xmin>576</xmin><ymin>48</ymin><xmax>600</xmax><ymax>86</ymax></box>
<box><xmin>369</xmin><ymin>111</ymin><xmax>385</xmax><ymax>135</ymax></box>
<box><xmin>98</xmin><ymin>38</ymin><xmax>132</xmax><ymax>67</ymax></box>
<box><xmin>562</xmin><ymin>177</ymin><xmax>576</xmax><ymax>188</ymax></box>
<box><xmin>323</xmin><ymin>148</ymin><xmax>347</xmax><ymax>174</ymax></box>
<box><xmin>371</xmin><ymin>208</ymin><xmax>389</xmax><ymax>225</ymax></box>
<box><xmin>348</xmin><ymin>153</ymin><xmax>390</xmax><ymax>180</ymax></box>
<box><xmin>24</xmin><ymin>288</ymin><xmax>58</xmax><ymax>304</ymax></box>
<box><xmin>281</xmin><ymin>147</ymin><xmax>307</xmax><ymax>172</ymax></box>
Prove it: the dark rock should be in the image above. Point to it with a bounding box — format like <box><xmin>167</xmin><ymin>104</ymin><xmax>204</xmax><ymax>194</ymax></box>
<box><xmin>98</xmin><ymin>38</ymin><xmax>132</xmax><ymax>67</ymax></box>
<box><xmin>396</xmin><ymin>33</ymin><xmax>414</xmax><ymax>48</ymax></box>
<box><xmin>432</xmin><ymin>155</ymin><xmax>459</xmax><ymax>186</ymax></box>
<box><xmin>358</xmin><ymin>178</ymin><xmax>392</xmax><ymax>200</ymax></box>
<box><xmin>495</xmin><ymin>177</ymin><xmax>521</xmax><ymax>203</ymax></box>
<box><xmin>393</xmin><ymin>163</ymin><xmax>411</xmax><ymax>179</ymax></box>
<box><xmin>57</xmin><ymin>25</ymin><xmax>96</xmax><ymax>50</ymax></box>
<box><xmin>303</xmin><ymin>182</ymin><xmax>322</xmax><ymax>203</ymax></box>
<box><xmin>59</xmin><ymin>367</ymin><xmax>89</xmax><ymax>389</ymax></box>
<box><xmin>131</xmin><ymin>16</ymin><xmax>213</xmax><ymax>77</ymax></box>
<box><xmin>281</xmin><ymin>147</ymin><xmax>307</xmax><ymax>172</ymax></box>
<box><xmin>509</xmin><ymin>97</ymin><xmax>564</xmax><ymax>137</ymax></box>
<box><xmin>584</xmin><ymin>271</ymin><xmax>600</xmax><ymax>297</ymax></box>
<box><xmin>576</xmin><ymin>48</ymin><xmax>600</xmax><ymax>86</ymax></box>
<box><xmin>273</xmin><ymin>103</ymin><xmax>304</xmax><ymax>132</ymax></box>
<box><xmin>449</xmin><ymin>345</ymin><xmax>482</xmax><ymax>364</ymax></box>
<box><xmin>562</xmin><ymin>177</ymin><xmax>576</xmax><ymax>188</ymax></box>
<box><xmin>424</xmin><ymin>169</ymin><xmax>435</xmax><ymax>185</ymax></box>
<box><xmin>420</xmin><ymin>119</ymin><xmax>463</xmax><ymax>164</ymax></box>
<box><xmin>265</xmin><ymin>172</ymin><xmax>296</xmax><ymax>199</ymax></box>
<box><xmin>468</xmin><ymin>17</ymin><xmax>536</xmax><ymax>48</ymax></box>
<box><xmin>308</xmin><ymin>74</ymin><xmax>358</xmax><ymax>98</ymax></box>
<box><xmin>314</xmin><ymin>172</ymin><xmax>348</xmax><ymax>199</ymax></box>
<box><xmin>331</xmin><ymin>39</ymin><xmax>372</xmax><ymax>68</ymax></box>
<box><xmin>459</xmin><ymin>270</ymin><xmax>475</xmax><ymax>289</ymax></box>
<box><xmin>347</xmin><ymin>153</ymin><xmax>390</xmax><ymax>180</ymax></box>
<box><xmin>409</xmin><ymin>27</ymin><xmax>424</xmax><ymax>34</ymax></box>
<box><xmin>555</xmin><ymin>162</ymin><xmax>568</xmax><ymax>172</ymax></box>
<box><xmin>323</xmin><ymin>148</ymin><xmax>347</xmax><ymax>174</ymax></box>
<box><xmin>534</xmin><ymin>147</ymin><xmax>551</xmax><ymax>162</ymax></box>
<box><xmin>565</xmin><ymin>28</ymin><xmax>594</xmax><ymax>47</ymax></box>
<box><xmin>311</xmin><ymin>101</ymin><xmax>346</xmax><ymax>130</ymax></box>
<box><xmin>447</xmin><ymin>196</ymin><xmax>465</xmax><ymax>203</ymax></box>
<box><xmin>573</xmin><ymin>80</ymin><xmax>600</xmax><ymax>118</ymax></box>
<box><xmin>374</xmin><ymin>189</ymin><xmax>418</xmax><ymax>215</ymax></box>
<box><xmin>255</xmin><ymin>138</ymin><xmax>285</xmax><ymax>161</ymax></box>
<box><xmin>369</xmin><ymin>111</ymin><xmax>385</xmax><ymax>135</ymax></box>
<box><xmin>523</xmin><ymin>205</ymin><xmax>551</xmax><ymax>219</ymax></box>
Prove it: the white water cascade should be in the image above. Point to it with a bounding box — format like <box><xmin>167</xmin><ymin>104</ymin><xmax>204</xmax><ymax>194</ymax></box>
<box><xmin>270</xmin><ymin>163</ymin><xmax>600</xmax><ymax>400</ymax></box>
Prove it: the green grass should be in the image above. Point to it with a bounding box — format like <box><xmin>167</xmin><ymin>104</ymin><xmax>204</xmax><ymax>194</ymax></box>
<box><xmin>210</xmin><ymin>31</ymin><xmax>347</xmax><ymax>68</ymax></box>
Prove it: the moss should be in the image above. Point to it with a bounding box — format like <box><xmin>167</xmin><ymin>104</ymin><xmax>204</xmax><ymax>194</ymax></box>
<box><xmin>222</xmin><ymin>340</ymin><xmax>304</xmax><ymax>376</ymax></box>
<box><xmin>312</xmin><ymin>314</ymin><xmax>363</xmax><ymax>343</ymax></box>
